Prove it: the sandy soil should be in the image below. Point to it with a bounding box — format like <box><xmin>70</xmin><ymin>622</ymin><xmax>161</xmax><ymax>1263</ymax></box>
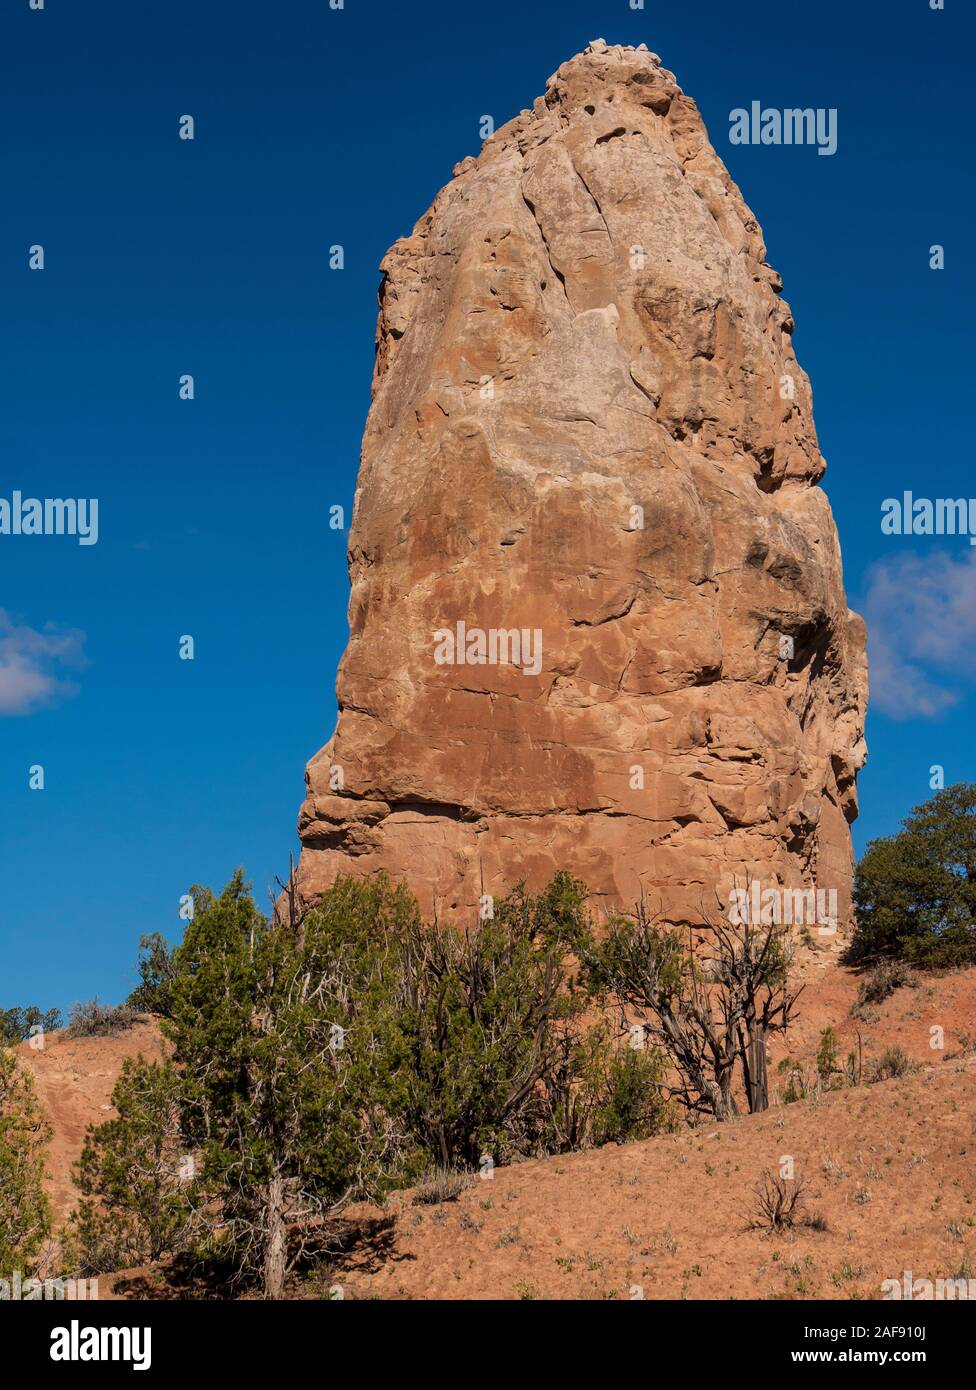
<box><xmin>325</xmin><ymin>1055</ymin><xmax>975</xmax><ymax>1301</ymax></box>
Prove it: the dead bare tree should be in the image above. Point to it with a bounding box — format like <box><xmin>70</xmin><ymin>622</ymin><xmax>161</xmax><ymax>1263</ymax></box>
<box><xmin>701</xmin><ymin>907</ymin><xmax>804</xmax><ymax>1113</ymax></box>
<box><xmin>589</xmin><ymin>896</ymin><xmax>803</xmax><ymax>1121</ymax></box>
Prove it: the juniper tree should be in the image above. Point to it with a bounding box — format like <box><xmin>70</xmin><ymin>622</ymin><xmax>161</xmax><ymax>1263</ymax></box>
<box><xmin>0</xmin><ymin>1048</ymin><xmax>51</xmax><ymax>1276</ymax></box>
<box><xmin>848</xmin><ymin>783</ymin><xmax>976</xmax><ymax>968</ymax></box>
<box><xmin>67</xmin><ymin>1056</ymin><xmax>195</xmax><ymax>1273</ymax></box>
<box><xmin>165</xmin><ymin>871</ymin><xmax>411</xmax><ymax>1299</ymax></box>
<box><xmin>110</xmin><ymin>867</ymin><xmax>686</xmax><ymax>1297</ymax></box>
<box><xmin>390</xmin><ymin>873</ymin><xmax>597</xmax><ymax>1168</ymax></box>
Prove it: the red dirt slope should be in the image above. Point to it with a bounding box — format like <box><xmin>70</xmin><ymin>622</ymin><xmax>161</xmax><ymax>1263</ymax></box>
<box><xmin>19</xmin><ymin>1020</ymin><xmax>164</xmax><ymax>1223</ymax></box>
<box><xmin>330</xmin><ymin>1056</ymin><xmax>976</xmax><ymax>1301</ymax></box>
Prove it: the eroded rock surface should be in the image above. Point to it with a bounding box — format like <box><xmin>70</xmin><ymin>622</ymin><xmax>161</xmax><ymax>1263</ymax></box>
<box><xmin>297</xmin><ymin>40</ymin><xmax>868</xmax><ymax>928</ymax></box>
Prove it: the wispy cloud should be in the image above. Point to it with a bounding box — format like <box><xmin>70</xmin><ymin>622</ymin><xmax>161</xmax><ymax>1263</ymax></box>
<box><xmin>863</xmin><ymin>549</ymin><xmax>976</xmax><ymax>719</ymax></box>
<box><xmin>0</xmin><ymin>610</ymin><xmax>86</xmax><ymax>716</ymax></box>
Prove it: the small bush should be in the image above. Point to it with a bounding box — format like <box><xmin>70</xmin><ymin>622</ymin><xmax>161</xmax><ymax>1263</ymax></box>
<box><xmin>751</xmin><ymin>1171</ymin><xmax>808</xmax><ymax>1231</ymax></box>
<box><xmin>589</xmin><ymin>1043</ymin><xmax>676</xmax><ymax>1146</ymax></box>
<box><xmin>852</xmin><ymin>961</ymin><xmax>917</xmax><ymax>1017</ymax></box>
<box><xmin>844</xmin><ymin>1045</ymin><xmax>863</xmax><ymax>1088</ymax></box>
<box><xmin>389</xmin><ymin>874</ymin><xmax>596</xmax><ymax>1169</ymax></box>
<box><xmin>777</xmin><ymin>1058</ymin><xmax>810</xmax><ymax>1105</ymax></box>
<box><xmin>413</xmin><ymin>1167</ymin><xmax>466</xmax><ymax>1205</ymax></box>
<box><xmin>557</xmin><ymin>1025</ymin><xmax>677</xmax><ymax>1150</ymax></box>
<box><xmin>61</xmin><ymin>1207</ymin><xmax>146</xmax><ymax>1277</ymax></box>
<box><xmin>67</xmin><ymin>999</ymin><xmax>139</xmax><ymax>1038</ymax></box>
<box><xmin>816</xmin><ymin>1027</ymin><xmax>842</xmax><ymax>1086</ymax></box>
<box><xmin>866</xmin><ymin>1046</ymin><xmax>915</xmax><ymax>1083</ymax></box>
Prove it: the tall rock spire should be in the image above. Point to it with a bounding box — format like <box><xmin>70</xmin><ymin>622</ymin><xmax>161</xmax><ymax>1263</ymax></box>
<box><xmin>296</xmin><ymin>41</ymin><xmax>868</xmax><ymax>928</ymax></box>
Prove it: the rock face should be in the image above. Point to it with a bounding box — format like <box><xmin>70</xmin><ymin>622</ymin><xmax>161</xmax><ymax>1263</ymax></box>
<box><xmin>297</xmin><ymin>41</ymin><xmax>868</xmax><ymax>929</ymax></box>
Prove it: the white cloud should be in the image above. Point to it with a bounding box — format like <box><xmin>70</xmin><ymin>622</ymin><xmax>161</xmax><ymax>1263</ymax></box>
<box><xmin>0</xmin><ymin>610</ymin><xmax>86</xmax><ymax>716</ymax></box>
<box><xmin>863</xmin><ymin>549</ymin><xmax>976</xmax><ymax>719</ymax></box>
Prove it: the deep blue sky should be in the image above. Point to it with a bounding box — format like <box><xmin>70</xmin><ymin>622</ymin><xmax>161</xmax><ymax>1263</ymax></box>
<box><xmin>2</xmin><ymin>0</ymin><xmax>973</xmax><ymax>1015</ymax></box>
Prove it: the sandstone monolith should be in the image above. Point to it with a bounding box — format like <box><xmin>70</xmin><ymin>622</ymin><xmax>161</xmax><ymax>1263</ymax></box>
<box><xmin>296</xmin><ymin>41</ymin><xmax>868</xmax><ymax>931</ymax></box>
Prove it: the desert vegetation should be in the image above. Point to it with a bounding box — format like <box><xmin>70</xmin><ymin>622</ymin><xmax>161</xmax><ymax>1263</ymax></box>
<box><xmin>48</xmin><ymin>864</ymin><xmax>812</xmax><ymax>1297</ymax></box>
<box><xmin>0</xmin><ymin>1048</ymin><xmax>51</xmax><ymax>1276</ymax></box>
<box><xmin>586</xmin><ymin>902</ymin><xmax>801</xmax><ymax>1120</ymax></box>
<box><xmin>0</xmin><ymin>1004</ymin><xmax>61</xmax><ymax>1048</ymax></box>
<box><xmin>65</xmin><ymin>998</ymin><xmax>140</xmax><ymax>1038</ymax></box>
<box><xmin>60</xmin><ymin>871</ymin><xmax>684</xmax><ymax>1297</ymax></box>
<box><xmin>2</xmin><ymin>784</ymin><xmax>974</xmax><ymax>1299</ymax></box>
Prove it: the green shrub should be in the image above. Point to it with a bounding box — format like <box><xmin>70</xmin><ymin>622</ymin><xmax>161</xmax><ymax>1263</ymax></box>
<box><xmin>588</xmin><ymin>1041</ymin><xmax>676</xmax><ymax>1146</ymax></box>
<box><xmin>816</xmin><ymin>1027</ymin><xmax>842</xmax><ymax>1086</ymax></box>
<box><xmin>866</xmin><ymin>1046</ymin><xmax>915</xmax><ymax>1083</ymax></box>
<box><xmin>387</xmin><ymin>874</ymin><xmax>597</xmax><ymax>1169</ymax></box>
<box><xmin>65</xmin><ymin>1057</ymin><xmax>195</xmax><ymax>1274</ymax></box>
<box><xmin>777</xmin><ymin>1057</ymin><xmax>810</xmax><ymax>1105</ymax></box>
<box><xmin>0</xmin><ymin>1050</ymin><xmax>51</xmax><ymax>1275</ymax></box>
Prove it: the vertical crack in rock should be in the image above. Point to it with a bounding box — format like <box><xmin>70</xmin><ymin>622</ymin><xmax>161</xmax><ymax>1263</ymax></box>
<box><xmin>520</xmin><ymin>189</ymin><xmax>572</xmax><ymax>310</ymax></box>
<box><xmin>568</xmin><ymin>158</ymin><xmax>613</xmax><ymax>250</ymax></box>
<box><xmin>296</xmin><ymin>41</ymin><xmax>868</xmax><ymax>932</ymax></box>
